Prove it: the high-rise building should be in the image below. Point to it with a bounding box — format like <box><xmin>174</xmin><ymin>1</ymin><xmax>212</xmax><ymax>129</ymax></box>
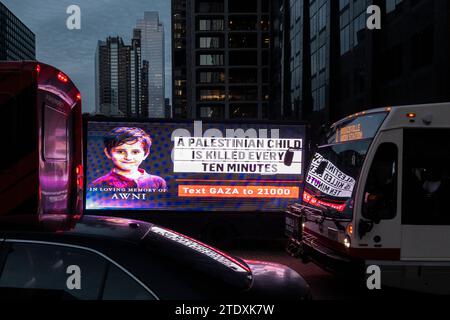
<box><xmin>172</xmin><ymin>0</ymin><xmax>272</xmax><ymax>120</ymax></box>
<box><xmin>136</xmin><ymin>12</ymin><xmax>165</xmax><ymax>118</ymax></box>
<box><xmin>280</xmin><ymin>0</ymin><xmax>450</xmax><ymax>130</ymax></box>
<box><xmin>0</xmin><ymin>2</ymin><xmax>35</xmax><ymax>61</ymax></box>
<box><xmin>95</xmin><ymin>34</ymin><xmax>149</xmax><ymax>117</ymax></box>
<box><xmin>340</xmin><ymin>0</ymin><xmax>450</xmax><ymax>115</ymax></box>
<box><xmin>172</xmin><ymin>0</ymin><xmax>188</xmax><ymax>119</ymax></box>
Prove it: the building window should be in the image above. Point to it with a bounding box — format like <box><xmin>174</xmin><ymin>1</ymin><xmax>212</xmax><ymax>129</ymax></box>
<box><xmin>198</xmin><ymin>71</ymin><xmax>225</xmax><ymax>83</ymax></box>
<box><xmin>318</xmin><ymin>4</ymin><xmax>327</xmax><ymax>31</ymax></box>
<box><xmin>318</xmin><ymin>45</ymin><xmax>326</xmax><ymax>71</ymax></box>
<box><xmin>198</xmin><ymin>89</ymin><xmax>225</xmax><ymax>101</ymax></box>
<box><xmin>229</xmin><ymin>87</ymin><xmax>258</xmax><ymax>101</ymax></box>
<box><xmin>198</xmin><ymin>105</ymin><xmax>224</xmax><ymax>119</ymax></box>
<box><xmin>229</xmin><ymin>51</ymin><xmax>257</xmax><ymax>66</ymax></box>
<box><xmin>340</xmin><ymin>24</ymin><xmax>350</xmax><ymax>55</ymax></box>
<box><xmin>386</xmin><ymin>0</ymin><xmax>403</xmax><ymax>13</ymax></box>
<box><xmin>229</xmin><ymin>33</ymin><xmax>257</xmax><ymax>48</ymax></box>
<box><xmin>198</xmin><ymin>37</ymin><xmax>222</xmax><ymax>48</ymax></box>
<box><xmin>318</xmin><ymin>86</ymin><xmax>326</xmax><ymax>110</ymax></box>
<box><xmin>339</xmin><ymin>0</ymin><xmax>349</xmax><ymax>11</ymax></box>
<box><xmin>311</xmin><ymin>51</ymin><xmax>318</xmax><ymax>76</ymax></box>
<box><xmin>230</xmin><ymin>104</ymin><xmax>258</xmax><ymax>119</ymax></box>
<box><xmin>229</xmin><ymin>15</ymin><xmax>257</xmax><ymax>31</ymax></box>
<box><xmin>353</xmin><ymin>13</ymin><xmax>366</xmax><ymax>47</ymax></box>
<box><xmin>198</xmin><ymin>54</ymin><xmax>224</xmax><ymax>66</ymax></box>
<box><xmin>310</xmin><ymin>14</ymin><xmax>317</xmax><ymax>39</ymax></box>
<box><xmin>229</xmin><ymin>68</ymin><xmax>257</xmax><ymax>83</ymax></box>
<box><xmin>198</xmin><ymin>19</ymin><xmax>224</xmax><ymax>31</ymax></box>
<box><xmin>228</xmin><ymin>0</ymin><xmax>257</xmax><ymax>13</ymax></box>
<box><xmin>196</xmin><ymin>1</ymin><xmax>224</xmax><ymax>13</ymax></box>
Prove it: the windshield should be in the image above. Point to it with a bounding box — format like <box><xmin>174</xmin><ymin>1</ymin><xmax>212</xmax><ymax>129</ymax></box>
<box><xmin>304</xmin><ymin>140</ymin><xmax>371</xmax><ymax>219</ymax></box>
<box><xmin>302</xmin><ymin>112</ymin><xmax>388</xmax><ymax>219</ymax></box>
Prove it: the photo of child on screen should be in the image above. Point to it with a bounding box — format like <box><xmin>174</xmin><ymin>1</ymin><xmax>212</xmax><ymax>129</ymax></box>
<box><xmin>90</xmin><ymin>127</ymin><xmax>167</xmax><ymax>189</ymax></box>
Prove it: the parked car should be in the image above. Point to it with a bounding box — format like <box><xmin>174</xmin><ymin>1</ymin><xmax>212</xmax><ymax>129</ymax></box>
<box><xmin>0</xmin><ymin>215</ymin><xmax>310</xmax><ymax>300</ymax></box>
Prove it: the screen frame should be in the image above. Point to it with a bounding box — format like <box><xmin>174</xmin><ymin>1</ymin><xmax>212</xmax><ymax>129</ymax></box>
<box><xmin>82</xmin><ymin>114</ymin><xmax>310</xmax><ymax>215</ymax></box>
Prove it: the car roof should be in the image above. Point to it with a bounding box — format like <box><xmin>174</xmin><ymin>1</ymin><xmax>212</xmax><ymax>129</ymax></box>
<box><xmin>65</xmin><ymin>215</ymin><xmax>152</xmax><ymax>244</ymax></box>
<box><xmin>0</xmin><ymin>215</ymin><xmax>152</xmax><ymax>244</ymax></box>
<box><xmin>0</xmin><ymin>215</ymin><xmax>252</xmax><ymax>291</ymax></box>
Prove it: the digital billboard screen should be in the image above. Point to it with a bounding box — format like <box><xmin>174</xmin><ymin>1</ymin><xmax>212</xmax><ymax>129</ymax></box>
<box><xmin>85</xmin><ymin>120</ymin><xmax>305</xmax><ymax>212</ymax></box>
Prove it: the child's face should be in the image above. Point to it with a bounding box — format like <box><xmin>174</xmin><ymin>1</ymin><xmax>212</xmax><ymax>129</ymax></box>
<box><xmin>105</xmin><ymin>140</ymin><xmax>149</xmax><ymax>173</ymax></box>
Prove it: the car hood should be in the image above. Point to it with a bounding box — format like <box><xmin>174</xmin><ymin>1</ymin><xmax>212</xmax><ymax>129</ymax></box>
<box><xmin>241</xmin><ymin>260</ymin><xmax>311</xmax><ymax>300</ymax></box>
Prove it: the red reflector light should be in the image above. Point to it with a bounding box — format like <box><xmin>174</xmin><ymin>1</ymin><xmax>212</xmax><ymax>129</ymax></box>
<box><xmin>36</xmin><ymin>64</ymin><xmax>41</xmax><ymax>74</ymax></box>
<box><xmin>57</xmin><ymin>72</ymin><xmax>68</xmax><ymax>83</ymax></box>
<box><xmin>76</xmin><ymin>165</ymin><xmax>83</xmax><ymax>188</ymax></box>
<box><xmin>76</xmin><ymin>93</ymin><xmax>81</xmax><ymax>101</ymax></box>
<box><xmin>77</xmin><ymin>177</ymin><xmax>84</xmax><ymax>189</ymax></box>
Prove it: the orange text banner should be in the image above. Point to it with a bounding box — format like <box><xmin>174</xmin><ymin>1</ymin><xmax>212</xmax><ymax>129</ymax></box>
<box><xmin>178</xmin><ymin>185</ymin><xmax>300</xmax><ymax>199</ymax></box>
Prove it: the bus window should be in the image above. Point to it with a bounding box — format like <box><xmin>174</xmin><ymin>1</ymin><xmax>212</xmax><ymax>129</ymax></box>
<box><xmin>43</xmin><ymin>105</ymin><xmax>68</xmax><ymax>161</ymax></box>
<box><xmin>362</xmin><ymin>143</ymin><xmax>398</xmax><ymax>222</ymax></box>
<box><xmin>402</xmin><ymin>129</ymin><xmax>450</xmax><ymax>226</ymax></box>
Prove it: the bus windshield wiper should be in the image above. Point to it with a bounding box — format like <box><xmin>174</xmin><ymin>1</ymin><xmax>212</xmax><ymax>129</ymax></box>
<box><xmin>316</xmin><ymin>204</ymin><xmax>347</xmax><ymax>231</ymax></box>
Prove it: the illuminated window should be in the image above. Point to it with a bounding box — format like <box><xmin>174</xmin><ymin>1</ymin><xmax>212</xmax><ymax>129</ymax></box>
<box><xmin>198</xmin><ymin>89</ymin><xmax>225</xmax><ymax>101</ymax></box>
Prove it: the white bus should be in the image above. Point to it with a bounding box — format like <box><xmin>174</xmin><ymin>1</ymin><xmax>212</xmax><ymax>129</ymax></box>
<box><xmin>285</xmin><ymin>103</ymin><xmax>450</xmax><ymax>294</ymax></box>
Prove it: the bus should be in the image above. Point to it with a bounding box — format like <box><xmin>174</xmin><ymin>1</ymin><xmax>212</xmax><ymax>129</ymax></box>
<box><xmin>0</xmin><ymin>61</ymin><xmax>83</xmax><ymax>226</ymax></box>
<box><xmin>285</xmin><ymin>103</ymin><xmax>450</xmax><ymax>294</ymax></box>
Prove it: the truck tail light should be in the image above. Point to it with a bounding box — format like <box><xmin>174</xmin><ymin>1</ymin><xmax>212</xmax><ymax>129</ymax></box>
<box><xmin>57</xmin><ymin>72</ymin><xmax>68</xmax><ymax>83</ymax></box>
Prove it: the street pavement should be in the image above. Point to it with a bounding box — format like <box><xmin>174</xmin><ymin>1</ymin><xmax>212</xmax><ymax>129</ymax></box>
<box><xmin>229</xmin><ymin>240</ymin><xmax>432</xmax><ymax>300</ymax></box>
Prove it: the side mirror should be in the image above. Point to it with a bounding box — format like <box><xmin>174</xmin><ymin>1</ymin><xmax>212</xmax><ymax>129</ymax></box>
<box><xmin>284</xmin><ymin>150</ymin><xmax>294</xmax><ymax>166</ymax></box>
<box><xmin>358</xmin><ymin>219</ymin><xmax>374</xmax><ymax>239</ymax></box>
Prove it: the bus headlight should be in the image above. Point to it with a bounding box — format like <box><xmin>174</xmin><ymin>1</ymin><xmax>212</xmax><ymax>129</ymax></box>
<box><xmin>344</xmin><ymin>236</ymin><xmax>351</xmax><ymax>248</ymax></box>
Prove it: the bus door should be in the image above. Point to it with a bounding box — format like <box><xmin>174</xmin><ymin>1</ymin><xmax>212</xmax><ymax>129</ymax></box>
<box><xmin>356</xmin><ymin>128</ymin><xmax>402</xmax><ymax>256</ymax></box>
<box><xmin>39</xmin><ymin>94</ymin><xmax>72</xmax><ymax>214</ymax></box>
<box><xmin>400</xmin><ymin>128</ymin><xmax>450</xmax><ymax>261</ymax></box>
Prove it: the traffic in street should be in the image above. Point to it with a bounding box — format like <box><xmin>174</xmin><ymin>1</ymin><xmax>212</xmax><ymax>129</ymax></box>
<box><xmin>1</xmin><ymin>0</ymin><xmax>450</xmax><ymax>307</ymax></box>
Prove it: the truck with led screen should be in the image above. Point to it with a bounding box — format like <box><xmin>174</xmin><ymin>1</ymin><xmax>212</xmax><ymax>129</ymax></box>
<box><xmin>84</xmin><ymin>119</ymin><xmax>306</xmax><ymax>217</ymax></box>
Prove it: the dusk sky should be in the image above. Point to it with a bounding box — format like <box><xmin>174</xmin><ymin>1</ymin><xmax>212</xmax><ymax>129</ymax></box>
<box><xmin>2</xmin><ymin>0</ymin><xmax>172</xmax><ymax>113</ymax></box>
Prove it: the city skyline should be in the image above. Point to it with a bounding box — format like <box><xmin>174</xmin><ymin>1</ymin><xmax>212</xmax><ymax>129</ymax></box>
<box><xmin>1</xmin><ymin>0</ymin><xmax>172</xmax><ymax>114</ymax></box>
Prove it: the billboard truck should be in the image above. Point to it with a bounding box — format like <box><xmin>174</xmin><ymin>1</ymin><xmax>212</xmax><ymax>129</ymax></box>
<box><xmin>0</xmin><ymin>61</ymin><xmax>83</xmax><ymax>228</ymax></box>
<box><xmin>84</xmin><ymin>117</ymin><xmax>308</xmax><ymax>245</ymax></box>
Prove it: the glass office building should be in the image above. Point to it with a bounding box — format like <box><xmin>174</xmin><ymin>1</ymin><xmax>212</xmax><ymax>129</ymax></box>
<box><xmin>0</xmin><ymin>2</ymin><xmax>35</xmax><ymax>61</ymax></box>
<box><xmin>136</xmin><ymin>12</ymin><xmax>166</xmax><ymax>118</ymax></box>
